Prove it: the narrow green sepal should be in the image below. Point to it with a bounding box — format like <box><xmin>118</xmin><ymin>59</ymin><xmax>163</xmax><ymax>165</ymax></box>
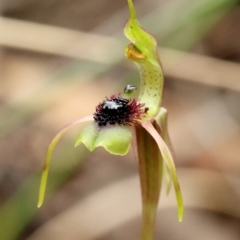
<box><xmin>75</xmin><ymin>123</ymin><xmax>132</xmax><ymax>156</ymax></box>
<box><xmin>124</xmin><ymin>0</ymin><xmax>164</xmax><ymax>118</ymax></box>
<box><xmin>124</xmin><ymin>0</ymin><xmax>158</xmax><ymax>66</ymax></box>
<box><xmin>155</xmin><ymin>108</ymin><xmax>173</xmax><ymax>195</ymax></box>
<box><xmin>142</xmin><ymin>120</ymin><xmax>184</xmax><ymax>222</ymax></box>
<box><xmin>38</xmin><ymin>115</ymin><xmax>93</xmax><ymax>207</ymax></box>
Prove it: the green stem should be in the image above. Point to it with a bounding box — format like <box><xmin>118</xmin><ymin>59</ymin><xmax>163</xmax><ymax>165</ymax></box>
<box><xmin>135</xmin><ymin>123</ymin><xmax>163</xmax><ymax>240</ymax></box>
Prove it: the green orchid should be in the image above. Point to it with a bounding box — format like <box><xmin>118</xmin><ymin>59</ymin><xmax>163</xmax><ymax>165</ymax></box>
<box><xmin>38</xmin><ymin>0</ymin><xmax>183</xmax><ymax>239</ymax></box>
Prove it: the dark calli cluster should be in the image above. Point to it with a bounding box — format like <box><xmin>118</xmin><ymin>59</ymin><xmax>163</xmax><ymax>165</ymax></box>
<box><xmin>93</xmin><ymin>95</ymin><xmax>145</xmax><ymax>127</ymax></box>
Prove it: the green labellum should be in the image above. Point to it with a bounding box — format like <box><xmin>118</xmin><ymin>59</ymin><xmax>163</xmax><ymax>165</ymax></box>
<box><xmin>75</xmin><ymin>122</ymin><xmax>132</xmax><ymax>155</ymax></box>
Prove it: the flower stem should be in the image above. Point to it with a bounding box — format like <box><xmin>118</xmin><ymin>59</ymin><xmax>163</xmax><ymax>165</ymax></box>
<box><xmin>135</xmin><ymin>123</ymin><xmax>163</xmax><ymax>240</ymax></box>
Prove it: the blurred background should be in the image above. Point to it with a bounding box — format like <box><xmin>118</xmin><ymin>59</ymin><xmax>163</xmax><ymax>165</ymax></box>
<box><xmin>0</xmin><ymin>0</ymin><xmax>240</xmax><ymax>239</ymax></box>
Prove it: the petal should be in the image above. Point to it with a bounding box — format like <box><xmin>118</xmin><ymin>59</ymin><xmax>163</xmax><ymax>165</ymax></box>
<box><xmin>154</xmin><ymin>108</ymin><xmax>173</xmax><ymax>195</ymax></box>
<box><xmin>142</xmin><ymin>120</ymin><xmax>184</xmax><ymax>222</ymax></box>
<box><xmin>37</xmin><ymin>115</ymin><xmax>93</xmax><ymax>208</ymax></box>
<box><xmin>76</xmin><ymin>123</ymin><xmax>132</xmax><ymax>156</ymax></box>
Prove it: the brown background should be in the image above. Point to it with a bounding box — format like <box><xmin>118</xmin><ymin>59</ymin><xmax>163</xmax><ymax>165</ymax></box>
<box><xmin>1</xmin><ymin>0</ymin><xmax>240</xmax><ymax>239</ymax></box>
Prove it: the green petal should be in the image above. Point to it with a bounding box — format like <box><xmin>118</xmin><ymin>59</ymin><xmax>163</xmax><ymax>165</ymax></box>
<box><xmin>38</xmin><ymin>115</ymin><xmax>93</xmax><ymax>208</ymax></box>
<box><xmin>75</xmin><ymin>123</ymin><xmax>132</xmax><ymax>156</ymax></box>
<box><xmin>155</xmin><ymin>108</ymin><xmax>173</xmax><ymax>195</ymax></box>
<box><xmin>142</xmin><ymin>120</ymin><xmax>184</xmax><ymax>222</ymax></box>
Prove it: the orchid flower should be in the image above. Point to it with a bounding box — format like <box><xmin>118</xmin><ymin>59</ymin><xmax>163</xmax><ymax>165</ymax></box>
<box><xmin>38</xmin><ymin>0</ymin><xmax>184</xmax><ymax>239</ymax></box>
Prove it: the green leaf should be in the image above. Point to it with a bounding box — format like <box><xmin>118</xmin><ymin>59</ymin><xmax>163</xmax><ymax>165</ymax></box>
<box><xmin>75</xmin><ymin>123</ymin><xmax>132</xmax><ymax>156</ymax></box>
